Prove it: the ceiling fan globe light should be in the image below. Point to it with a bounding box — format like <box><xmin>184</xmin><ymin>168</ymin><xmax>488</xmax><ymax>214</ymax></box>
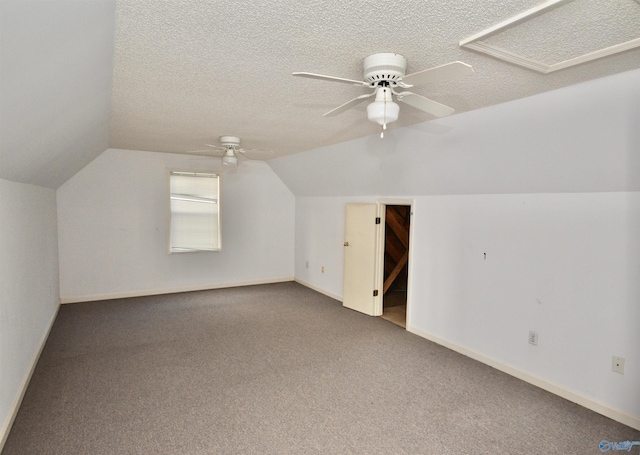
<box><xmin>222</xmin><ymin>155</ymin><xmax>238</xmax><ymax>167</ymax></box>
<box><xmin>367</xmin><ymin>100</ymin><xmax>399</xmax><ymax>126</ymax></box>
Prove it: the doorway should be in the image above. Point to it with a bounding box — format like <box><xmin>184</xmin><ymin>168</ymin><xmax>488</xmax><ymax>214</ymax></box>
<box><xmin>379</xmin><ymin>204</ymin><xmax>411</xmax><ymax>328</ymax></box>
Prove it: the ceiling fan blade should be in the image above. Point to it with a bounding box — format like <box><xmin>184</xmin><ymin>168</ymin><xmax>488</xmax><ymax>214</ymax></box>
<box><xmin>237</xmin><ymin>148</ymin><xmax>275</xmax><ymax>160</ymax></box>
<box><xmin>186</xmin><ymin>156</ymin><xmax>220</xmax><ymax>162</ymax></box>
<box><xmin>396</xmin><ymin>92</ymin><xmax>455</xmax><ymax>117</ymax></box>
<box><xmin>185</xmin><ymin>149</ymin><xmax>225</xmax><ymax>156</ymax></box>
<box><xmin>292</xmin><ymin>72</ymin><xmax>368</xmax><ymax>86</ymax></box>
<box><xmin>400</xmin><ymin>61</ymin><xmax>474</xmax><ymax>87</ymax></box>
<box><xmin>323</xmin><ymin>93</ymin><xmax>375</xmax><ymax>117</ymax></box>
<box><xmin>183</xmin><ymin>150</ymin><xmax>223</xmax><ymax>158</ymax></box>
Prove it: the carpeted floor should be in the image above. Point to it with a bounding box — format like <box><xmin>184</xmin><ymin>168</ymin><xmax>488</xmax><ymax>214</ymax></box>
<box><xmin>3</xmin><ymin>282</ymin><xmax>638</xmax><ymax>454</ymax></box>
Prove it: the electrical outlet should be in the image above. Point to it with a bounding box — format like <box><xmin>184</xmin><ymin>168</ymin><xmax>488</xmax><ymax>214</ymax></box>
<box><xmin>528</xmin><ymin>330</ymin><xmax>538</xmax><ymax>346</ymax></box>
<box><xmin>305</xmin><ymin>261</ymin><xmax>309</xmax><ymax>269</ymax></box>
<box><xmin>612</xmin><ymin>356</ymin><xmax>625</xmax><ymax>374</ymax></box>
<box><xmin>321</xmin><ymin>266</ymin><xmax>325</xmax><ymax>274</ymax></box>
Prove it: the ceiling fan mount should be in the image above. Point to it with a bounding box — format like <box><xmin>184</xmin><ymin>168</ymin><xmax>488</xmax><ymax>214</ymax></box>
<box><xmin>219</xmin><ymin>135</ymin><xmax>242</xmax><ymax>149</ymax></box>
<box><xmin>362</xmin><ymin>53</ymin><xmax>407</xmax><ymax>86</ymax></box>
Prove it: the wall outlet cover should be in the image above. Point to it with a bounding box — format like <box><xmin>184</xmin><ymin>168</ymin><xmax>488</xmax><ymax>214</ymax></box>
<box><xmin>612</xmin><ymin>356</ymin><xmax>625</xmax><ymax>374</ymax></box>
<box><xmin>528</xmin><ymin>330</ymin><xmax>538</xmax><ymax>346</ymax></box>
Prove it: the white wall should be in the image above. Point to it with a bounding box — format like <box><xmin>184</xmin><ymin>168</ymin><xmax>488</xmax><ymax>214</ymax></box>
<box><xmin>0</xmin><ymin>178</ymin><xmax>59</xmax><ymax>448</ymax></box>
<box><xmin>410</xmin><ymin>192</ymin><xmax>640</xmax><ymax>421</ymax></box>
<box><xmin>294</xmin><ymin>196</ymin><xmax>371</xmax><ymax>300</ymax></box>
<box><xmin>271</xmin><ymin>70</ymin><xmax>640</xmax><ymax>428</ymax></box>
<box><xmin>57</xmin><ymin>149</ymin><xmax>295</xmax><ymax>302</ymax></box>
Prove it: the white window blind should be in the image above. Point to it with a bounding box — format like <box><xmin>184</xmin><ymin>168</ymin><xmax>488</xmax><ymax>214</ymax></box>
<box><xmin>169</xmin><ymin>171</ymin><xmax>220</xmax><ymax>253</ymax></box>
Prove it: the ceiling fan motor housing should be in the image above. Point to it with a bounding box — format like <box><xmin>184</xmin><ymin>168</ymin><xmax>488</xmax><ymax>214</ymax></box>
<box><xmin>363</xmin><ymin>53</ymin><xmax>407</xmax><ymax>85</ymax></box>
<box><xmin>219</xmin><ymin>135</ymin><xmax>241</xmax><ymax>148</ymax></box>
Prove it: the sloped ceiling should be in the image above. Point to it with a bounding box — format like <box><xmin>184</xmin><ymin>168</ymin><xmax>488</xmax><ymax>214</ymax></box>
<box><xmin>1</xmin><ymin>0</ymin><xmax>640</xmax><ymax>188</ymax></box>
<box><xmin>268</xmin><ymin>69</ymin><xmax>640</xmax><ymax>197</ymax></box>
<box><xmin>0</xmin><ymin>0</ymin><xmax>116</xmax><ymax>188</ymax></box>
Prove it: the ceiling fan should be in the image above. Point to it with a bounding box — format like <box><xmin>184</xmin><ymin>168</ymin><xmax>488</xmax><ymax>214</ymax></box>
<box><xmin>293</xmin><ymin>53</ymin><xmax>474</xmax><ymax>137</ymax></box>
<box><xmin>190</xmin><ymin>136</ymin><xmax>274</xmax><ymax>168</ymax></box>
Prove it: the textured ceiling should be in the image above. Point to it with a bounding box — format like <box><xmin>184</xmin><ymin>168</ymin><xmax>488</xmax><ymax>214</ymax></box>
<box><xmin>109</xmin><ymin>0</ymin><xmax>640</xmax><ymax>158</ymax></box>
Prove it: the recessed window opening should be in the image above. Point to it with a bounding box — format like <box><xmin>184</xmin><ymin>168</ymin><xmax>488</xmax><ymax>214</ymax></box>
<box><xmin>169</xmin><ymin>171</ymin><xmax>220</xmax><ymax>253</ymax></box>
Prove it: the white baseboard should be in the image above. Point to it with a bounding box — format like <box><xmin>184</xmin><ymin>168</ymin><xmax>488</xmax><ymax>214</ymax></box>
<box><xmin>0</xmin><ymin>305</ymin><xmax>59</xmax><ymax>452</ymax></box>
<box><xmin>407</xmin><ymin>325</ymin><xmax>640</xmax><ymax>431</ymax></box>
<box><xmin>60</xmin><ymin>277</ymin><xmax>295</xmax><ymax>304</ymax></box>
<box><xmin>294</xmin><ymin>278</ymin><xmax>342</xmax><ymax>302</ymax></box>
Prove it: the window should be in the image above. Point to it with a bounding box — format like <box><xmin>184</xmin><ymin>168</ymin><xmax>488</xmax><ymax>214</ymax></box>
<box><xmin>169</xmin><ymin>171</ymin><xmax>220</xmax><ymax>253</ymax></box>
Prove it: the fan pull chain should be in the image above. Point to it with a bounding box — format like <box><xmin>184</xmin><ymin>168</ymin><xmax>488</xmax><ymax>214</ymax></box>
<box><xmin>381</xmin><ymin>88</ymin><xmax>387</xmax><ymax>138</ymax></box>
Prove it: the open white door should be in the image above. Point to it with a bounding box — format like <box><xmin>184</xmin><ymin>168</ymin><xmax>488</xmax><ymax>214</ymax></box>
<box><xmin>343</xmin><ymin>203</ymin><xmax>379</xmax><ymax>316</ymax></box>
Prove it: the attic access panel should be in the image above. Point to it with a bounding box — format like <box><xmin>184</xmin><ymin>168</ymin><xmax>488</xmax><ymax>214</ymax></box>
<box><xmin>460</xmin><ymin>0</ymin><xmax>640</xmax><ymax>73</ymax></box>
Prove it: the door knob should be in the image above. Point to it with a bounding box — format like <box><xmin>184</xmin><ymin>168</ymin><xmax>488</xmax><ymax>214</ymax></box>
<box><xmin>344</xmin><ymin>241</ymin><xmax>349</xmax><ymax>246</ymax></box>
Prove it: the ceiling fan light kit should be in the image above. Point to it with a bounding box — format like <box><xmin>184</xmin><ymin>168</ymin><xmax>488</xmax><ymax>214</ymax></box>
<box><xmin>222</xmin><ymin>149</ymin><xmax>238</xmax><ymax>168</ymax></box>
<box><xmin>220</xmin><ymin>136</ymin><xmax>240</xmax><ymax>168</ymax></box>
<box><xmin>366</xmin><ymin>87</ymin><xmax>399</xmax><ymax>136</ymax></box>
<box><xmin>293</xmin><ymin>53</ymin><xmax>474</xmax><ymax>137</ymax></box>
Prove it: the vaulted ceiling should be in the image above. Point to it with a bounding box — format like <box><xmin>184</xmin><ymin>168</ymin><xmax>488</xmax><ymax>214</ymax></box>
<box><xmin>2</xmin><ymin>0</ymin><xmax>640</xmax><ymax>188</ymax></box>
